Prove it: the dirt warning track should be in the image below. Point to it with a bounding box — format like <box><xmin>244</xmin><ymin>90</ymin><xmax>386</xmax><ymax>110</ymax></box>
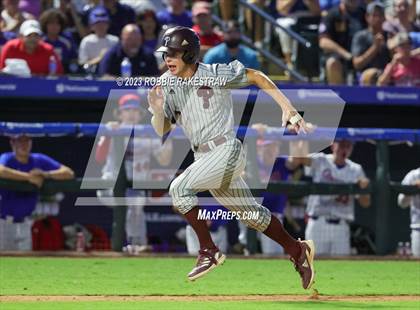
<box><xmin>1</xmin><ymin>295</ymin><xmax>419</xmax><ymax>302</ymax></box>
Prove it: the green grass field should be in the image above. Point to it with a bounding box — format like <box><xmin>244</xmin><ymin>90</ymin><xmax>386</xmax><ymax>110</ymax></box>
<box><xmin>1</xmin><ymin>256</ymin><xmax>419</xmax><ymax>309</ymax></box>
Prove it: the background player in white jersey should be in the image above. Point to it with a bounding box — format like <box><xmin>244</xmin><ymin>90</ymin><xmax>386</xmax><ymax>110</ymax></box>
<box><xmin>398</xmin><ymin>167</ymin><xmax>420</xmax><ymax>257</ymax></box>
<box><xmin>95</xmin><ymin>93</ymin><xmax>172</xmax><ymax>251</ymax></box>
<box><xmin>147</xmin><ymin>26</ymin><xmax>315</xmax><ymax>289</ymax></box>
<box><xmin>288</xmin><ymin>140</ymin><xmax>371</xmax><ymax>255</ymax></box>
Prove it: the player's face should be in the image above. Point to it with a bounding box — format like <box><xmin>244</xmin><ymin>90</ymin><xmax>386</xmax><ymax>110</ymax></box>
<box><xmin>332</xmin><ymin>141</ymin><xmax>353</xmax><ymax>160</ymax></box>
<box><xmin>10</xmin><ymin>136</ymin><xmax>32</xmax><ymax>157</ymax></box>
<box><xmin>119</xmin><ymin>108</ymin><xmax>141</xmax><ymax>124</ymax></box>
<box><xmin>163</xmin><ymin>50</ymin><xmax>187</xmax><ymax>75</ymax></box>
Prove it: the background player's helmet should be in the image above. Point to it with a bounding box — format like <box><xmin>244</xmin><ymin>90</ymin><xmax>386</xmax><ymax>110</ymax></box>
<box><xmin>156</xmin><ymin>26</ymin><xmax>200</xmax><ymax>64</ymax></box>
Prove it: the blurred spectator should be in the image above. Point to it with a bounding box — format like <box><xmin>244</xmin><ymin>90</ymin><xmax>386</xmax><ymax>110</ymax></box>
<box><xmin>157</xmin><ymin>0</ymin><xmax>193</xmax><ymax>28</ymax></box>
<box><xmin>79</xmin><ymin>6</ymin><xmax>118</xmax><ymax>67</ymax></box>
<box><xmin>384</xmin><ymin>0</ymin><xmax>420</xmax><ymax>35</ymax></box>
<box><xmin>276</xmin><ymin>0</ymin><xmax>321</xmax><ymax>69</ymax></box>
<box><xmin>39</xmin><ymin>8</ymin><xmax>78</xmax><ymax>74</ymax></box>
<box><xmin>120</xmin><ymin>0</ymin><xmax>166</xmax><ymax>13</ymax></box>
<box><xmin>319</xmin><ymin>0</ymin><xmax>366</xmax><ymax>84</ymax></box>
<box><xmin>398</xmin><ymin>167</ymin><xmax>420</xmax><ymax>257</ymax></box>
<box><xmin>351</xmin><ymin>2</ymin><xmax>391</xmax><ymax>85</ymax></box>
<box><xmin>1</xmin><ymin>0</ymin><xmax>34</xmax><ymax>33</ymax></box>
<box><xmin>319</xmin><ymin>0</ymin><xmax>340</xmax><ymax>12</ymax></box>
<box><xmin>245</xmin><ymin>0</ymin><xmax>265</xmax><ymax>47</ymax></box>
<box><xmin>0</xmin><ymin>20</ymin><xmax>64</xmax><ymax>76</ymax></box>
<box><xmin>136</xmin><ymin>9</ymin><xmax>162</xmax><ymax>51</ymax></box>
<box><xmin>19</xmin><ymin>0</ymin><xmax>41</xmax><ymax>18</ymax></box>
<box><xmin>377</xmin><ymin>32</ymin><xmax>420</xmax><ymax>86</ymax></box>
<box><xmin>191</xmin><ymin>1</ymin><xmax>223</xmax><ymax>59</ymax></box>
<box><xmin>203</xmin><ymin>20</ymin><xmax>260</xmax><ymax>69</ymax></box>
<box><xmin>98</xmin><ymin>24</ymin><xmax>159</xmax><ymax>77</ymax></box>
<box><xmin>0</xmin><ymin>135</ymin><xmax>74</xmax><ymax>251</ymax></box>
<box><xmin>0</xmin><ymin>15</ymin><xmax>16</xmax><ymax>53</ymax></box>
<box><xmin>57</xmin><ymin>0</ymin><xmax>91</xmax><ymax>41</ymax></box>
<box><xmin>219</xmin><ymin>0</ymin><xmax>235</xmax><ymax>21</ymax></box>
<box><xmin>82</xmin><ymin>0</ymin><xmax>135</xmax><ymax>37</ymax></box>
<box><xmin>288</xmin><ymin>140</ymin><xmax>371</xmax><ymax>255</ymax></box>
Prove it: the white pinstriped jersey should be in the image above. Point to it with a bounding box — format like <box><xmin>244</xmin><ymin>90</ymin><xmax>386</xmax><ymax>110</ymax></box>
<box><xmin>401</xmin><ymin>168</ymin><xmax>420</xmax><ymax>229</ymax></box>
<box><xmin>161</xmin><ymin>60</ymin><xmax>249</xmax><ymax>147</ymax></box>
<box><xmin>307</xmin><ymin>153</ymin><xmax>366</xmax><ymax>221</ymax></box>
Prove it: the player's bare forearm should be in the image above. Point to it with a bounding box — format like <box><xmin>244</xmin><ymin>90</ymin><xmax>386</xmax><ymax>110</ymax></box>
<box><xmin>31</xmin><ymin>166</ymin><xmax>75</xmax><ymax>180</ymax></box>
<box><xmin>0</xmin><ymin>165</ymin><xmax>30</xmax><ymax>181</ymax></box>
<box><xmin>151</xmin><ymin>113</ymin><xmax>173</xmax><ymax>137</ymax></box>
<box><xmin>47</xmin><ymin>166</ymin><xmax>75</xmax><ymax>180</ymax></box>
<box><xmin>358</xmin><ymin>194</ymin><xmax>371</xmax><ymax>208</ymax></box>
<box><xmin>246</xmin><ymin>68</ymin><xmax>295</xmax><ymax>112</ymax></box>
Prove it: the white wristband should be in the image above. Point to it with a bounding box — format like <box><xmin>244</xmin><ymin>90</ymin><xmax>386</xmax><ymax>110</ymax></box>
<box><xmin>289</xmin><ymin>114</ymin><xmax>302</xmax><ymax>125</ymax></box>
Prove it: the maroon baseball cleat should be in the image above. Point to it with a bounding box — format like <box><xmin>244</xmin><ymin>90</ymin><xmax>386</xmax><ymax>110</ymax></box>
<box><xmin>188</xmin><ymin>247</ymin><xmax>226</xmax><ymax>281</ymax></box>
<box><xmin>290</xmin><ymin>239</ymin><xmax>315</xmax><ymax>289</ymax></box>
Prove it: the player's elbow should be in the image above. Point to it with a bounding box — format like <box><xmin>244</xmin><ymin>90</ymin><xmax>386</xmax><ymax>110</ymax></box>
<box><xmin>246</xmin><ymin>68</ymin><xmax>262</xmax><ymax>85</ymax></box>
<box><xmin>0</xmin><ymin>165</ymin><xmax>4</xmax><ymax>177</ymax></box>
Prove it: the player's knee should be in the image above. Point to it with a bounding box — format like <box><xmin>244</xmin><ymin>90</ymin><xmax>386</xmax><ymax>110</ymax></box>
<box><xmin>169</xmin><ymin>177</ymin><xmax>182</xmax><ymax>198</ymax></box>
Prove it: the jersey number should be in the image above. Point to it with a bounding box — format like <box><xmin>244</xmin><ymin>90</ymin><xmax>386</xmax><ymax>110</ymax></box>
<box><xmin>197</xmin><ymin>86</ymin><xmax>214</xmax><ymax>109</ymax></box>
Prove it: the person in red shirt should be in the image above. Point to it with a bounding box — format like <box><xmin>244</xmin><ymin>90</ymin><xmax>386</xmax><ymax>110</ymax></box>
<box><xmin>377</xmin><ymin>32</ymin><xmax>420</xmax><ymax>87</ymax></box>
<box><xmin>191</xmin><ymin>1</ymin><xmax>223</xmax><ymax>59</ymax></box>
<box><xmin>0</xmin><ymin>19</ymin><xmax>63</xmax><ymax>76</ymax></box>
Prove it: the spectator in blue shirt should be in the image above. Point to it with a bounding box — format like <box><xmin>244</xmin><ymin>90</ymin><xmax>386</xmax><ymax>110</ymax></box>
<box><xmin>0</xmin><ymin>135</ymin><xmax>74</xmax><ymax>251</ymax></box>
<box><xmin>39</xmin><ymin>8</ymin><xmax>78</xmax><ymax>74</ymax></box>
<box><xmin>203</xmin><ymin>20</ymin><xmax>260</xmax><ymax>69</ymax></box>
<box><xmin>99</xmin><ymin>24</ymin><xmax>159</xmax><ymax>77</ymax></box>
<box><xmin>157</xmin><ymin>0</ymin><xmax>193</xmax><ymax>28</ymax></box>
<box><xmin>82</xmin><ymin>0</ymin><xmax>136</xmax><ymax>36</ymax></box>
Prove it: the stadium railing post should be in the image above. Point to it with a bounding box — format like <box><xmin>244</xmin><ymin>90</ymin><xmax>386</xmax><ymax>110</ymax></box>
<box><xmin>111</xmin><ymin>135</ymin><xmax>128</xmax><ymax>252</ymax></box>
<box><xmin>374</xmin><ymin>140</ymin><xmax>391</xmax><ymax>255</ymax></box>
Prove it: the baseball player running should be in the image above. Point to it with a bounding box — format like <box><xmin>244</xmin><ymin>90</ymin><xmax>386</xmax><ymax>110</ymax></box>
<box><xmin>147</xmin><ymin>26</ymin><xmax>315</xmax><ymax>289</ymax></box>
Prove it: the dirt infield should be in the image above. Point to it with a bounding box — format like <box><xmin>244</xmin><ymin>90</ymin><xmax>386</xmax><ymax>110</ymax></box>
<box><xmin>1</xmin><ymin>295</ymin><xmax>419</xmax><ymax>303</ymax></box>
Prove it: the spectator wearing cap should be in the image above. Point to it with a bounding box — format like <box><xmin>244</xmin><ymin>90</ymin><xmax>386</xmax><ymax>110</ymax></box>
<box><xmin>0</xmin><ymin>135</ymin><xmax>74</xmax><ymax>251</ymax></box>
<box><xmin>191</xmin><ymin>1</ymin><xmax>223</xmax><ymax>59</ymax></box>
<box><xmin>157</xmin><ymin>0</ymin><xmax>193</xmax><ymax>28</ymax></box>
<box><xmin>319</xmin><ymin>0</ymin><xmax>366</xmax><ymax>84</ymax></box>
<box><xmin>351</xmin><ymin>2</ymin><xmax>391</xmax><ymax>85</ymax></box>
<box><xmin>78</xmin><ymin>6</ymin><xmax>119</xmax><ymax>67</ymax></box>
<box><xmin>384</xmin><ymin>0</ymin><xmax>420</xmax><ymax>36</ymax></box>
<box><xmin>1</xmin><ymin>0</ymin><xmax>34</xmax><ymax>33</ymax></box>
<box><xmin>98</xmin><ymin>24</ymin><xmax>159</xmax><ymax>78</ymax></box>
<box><xmin>377</xmin><ymin>32</ymin><xmax>420</xmax><ymax>86</ymax></box>
<box><xmin>136</xmin><ymin>9</ymin><xmax>162</xmax><ymax>52</ymax></box>
<box><xmin>0</xmin><ymin>20</ymin><xmax>64</xmax><ymax>76</ymax></box>
<box><xmin>39</xmin><ymin>9</ymin><xmax>78</xmax><ymax>74</ymax></box>
<box><xmin>82</xmin><ymin>0</ymin><xmax>136</xmax><ymax>37</ymax></box>
<box><xmin>203</xmin><ymin>20</ymin><xmax>260</xmax><ymax>69</ymax></box>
